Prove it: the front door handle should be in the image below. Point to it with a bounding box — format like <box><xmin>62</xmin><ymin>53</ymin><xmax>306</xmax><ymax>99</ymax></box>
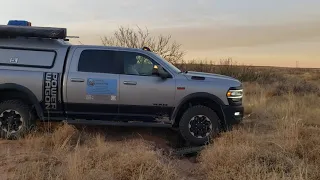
<box><xmin>123</xmin><ymin>81</ymin><xmax>137</xmax><ymax>85</ymax></box>
<box><xmin>70</xmin><ymin>78</ymin><xmax>85</xmax><ymax>82</ymax></box>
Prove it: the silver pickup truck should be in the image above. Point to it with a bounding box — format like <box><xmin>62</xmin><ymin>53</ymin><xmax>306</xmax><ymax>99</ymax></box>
<box><xmin>0</xmin><ymin>20</ymin><xmax>244</xmax><ymax>145</ymax></box>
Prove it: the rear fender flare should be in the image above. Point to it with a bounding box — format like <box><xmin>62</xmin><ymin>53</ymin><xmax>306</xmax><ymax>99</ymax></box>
<box><xmin>0</xmin><ymin>83</ymin><xmax>43</xmax><ymax>118</ymax></box>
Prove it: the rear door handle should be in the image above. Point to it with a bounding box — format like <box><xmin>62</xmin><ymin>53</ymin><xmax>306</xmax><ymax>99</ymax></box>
<box><xmin>123</xmin><ymin>81</ymin><xmax>137</xmax><ymax>85</ymax></box>
<box><xmin>70</xmin><ymin>78</ymin><xmax>85</xmax><ymax>82</ymax></box>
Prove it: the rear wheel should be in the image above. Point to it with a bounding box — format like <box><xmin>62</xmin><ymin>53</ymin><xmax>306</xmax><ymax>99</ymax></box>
<box><xmin>179</xmin><ymin>105</ymin><xmax>220</xmax><ymax>146</ymax></box>
<box><xmin>0</xmin><ymin>100</ymin><xmax>36</xmax><ymax>139</ymax></box>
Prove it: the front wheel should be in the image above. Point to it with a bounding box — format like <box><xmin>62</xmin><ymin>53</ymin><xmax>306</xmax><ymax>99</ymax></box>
<box><xmin>0</xmin><ymin>100</ymin><xmax>36</xmax><ymax>139</ymax></box>
<box><xmin>179</xmin><ymin>105</ymin><xmax>220</xmax><ymax>146</ymax></box>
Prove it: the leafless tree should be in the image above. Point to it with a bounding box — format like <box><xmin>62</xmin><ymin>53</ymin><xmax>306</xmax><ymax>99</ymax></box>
<box><xmin>101</xmin><ymin>26</ymin><xmax>185</xmax><ymax>64</ymax></box>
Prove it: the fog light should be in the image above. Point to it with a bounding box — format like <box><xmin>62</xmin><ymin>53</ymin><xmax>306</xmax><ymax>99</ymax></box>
<box><xmin>234</xmin><ymin>112</ymin><xmax>240</xmax><ymax>116</ymax></box>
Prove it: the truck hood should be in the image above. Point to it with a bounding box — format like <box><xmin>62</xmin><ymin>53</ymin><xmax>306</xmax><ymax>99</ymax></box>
<box><xmin>183</xmin><ymin>71</ymin><xmax>241</xmax><ymax>83</ymax></box>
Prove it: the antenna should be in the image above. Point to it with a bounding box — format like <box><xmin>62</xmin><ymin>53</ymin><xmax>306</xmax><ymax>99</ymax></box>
<box><xmin>66</xmin><ymin>36</ymin><xmax>79</xmax><ymax>38</ymax></box>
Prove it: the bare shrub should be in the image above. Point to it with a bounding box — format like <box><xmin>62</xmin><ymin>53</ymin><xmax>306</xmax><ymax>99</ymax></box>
<box><xmin>176</xmin><ymin>59</ymin><xmax>216</xmax><ymax>73</ymax></box>
<box><xmin>101</xmin><ymin>26</ymin><xmax>185</xmax><ymax>64</ymax></box>
<box><xmin>270</xmin><ymin>78</ymin><xmax>320</xmax><ymax>96</ymax></box>
<box><xmin>179</xmin><ymin>58</ymin><xmax>283</xmax><ymax>84</ymax></box>
<box><xmin>215</xmin><ymin>58</ymin><xmax>285</xmax><ymax>83</ymax></box>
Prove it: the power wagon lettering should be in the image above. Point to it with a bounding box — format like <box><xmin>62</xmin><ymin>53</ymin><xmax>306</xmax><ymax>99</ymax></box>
<box><xmin>44</xmin><ymin>72</ymin><xmax>59</xmax><ymax>110</ymax></box>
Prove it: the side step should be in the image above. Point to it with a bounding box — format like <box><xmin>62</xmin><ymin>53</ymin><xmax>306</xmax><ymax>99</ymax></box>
<box><xmin>66</xmin><ymin>119</ymin><xmax>172</xmax><ymax>128</ymax></box>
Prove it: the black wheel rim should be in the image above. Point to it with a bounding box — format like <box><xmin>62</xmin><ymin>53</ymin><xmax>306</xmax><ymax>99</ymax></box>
<box><xmin>0</xmin><ymin>109</ymin><xmax>23</xmax><ymax>134</ymax></box>
<box><xmin>188</xmin><ymin>115</ymin><xmax>212</xmax><ymax>138</ymax></box>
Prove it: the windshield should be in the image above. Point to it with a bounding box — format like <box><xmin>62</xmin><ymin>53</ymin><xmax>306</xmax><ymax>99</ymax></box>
<box><xmin>152</xmin><ymin>53</ymin><xmax>182</xmax><ymax>73</ymax></box>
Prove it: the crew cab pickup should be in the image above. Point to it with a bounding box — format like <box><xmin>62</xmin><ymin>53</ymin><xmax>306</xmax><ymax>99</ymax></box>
<box><xmin>0</xmin><ymin>21</ymin><xmax>244</xmax><ymax>145</ymax></box>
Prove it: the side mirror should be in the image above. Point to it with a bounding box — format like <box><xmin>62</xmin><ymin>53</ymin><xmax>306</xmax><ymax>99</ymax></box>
<box><xmin>152</xmin><ymin>65</ymin><xmax>170</xmax><ymax>79</ymax></box>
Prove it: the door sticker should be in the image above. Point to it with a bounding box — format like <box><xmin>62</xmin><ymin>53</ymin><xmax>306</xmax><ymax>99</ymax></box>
<box><xmin>111</xmin><ymin>95</ymin><xmax>117</xmax><ymax>101</ymax></box>
<box><xmin>85</xmin><ymin>94</ymin><xmax>94</xmax><ymax>100</ymax></box>
<box><xmin>86</xmin><ymin>78</ymin><xmax>118</xmax><ymax>96</ymax></box>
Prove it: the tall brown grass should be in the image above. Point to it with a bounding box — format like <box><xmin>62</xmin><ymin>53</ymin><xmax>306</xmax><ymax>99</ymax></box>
<box><xmin>1</xmin><ymin>60</ymin><xmax>319</xmax><ymax>180</ymax></box>
<box><xmin>197</xmin><ymin>87</ymin><xmax>320</xmax><ymax>180</ymax></box>
<box><xmin>4</xmin><ymin>125</ymin><xmax>179</xmax><ymax>180</ymax></box>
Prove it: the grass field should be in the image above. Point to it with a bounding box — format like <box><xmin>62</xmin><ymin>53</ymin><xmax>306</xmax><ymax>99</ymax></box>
<box><xmin>0</xmin><ymin>61</ymin><xmax>319</xmax><ymax>180</ymax></box>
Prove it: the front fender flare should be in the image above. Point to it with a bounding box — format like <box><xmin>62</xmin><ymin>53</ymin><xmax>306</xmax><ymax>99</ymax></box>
<box><xmin>171</xmin><ymin>92</ymin><xmax>226</xmax><ymax>125</ymax></box>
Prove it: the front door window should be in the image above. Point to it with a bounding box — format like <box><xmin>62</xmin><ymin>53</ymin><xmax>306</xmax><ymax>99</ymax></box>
<box><xmin>123</xmin><ymin>53</ymin><xmax>157</xmax><ymax>76</ymax></box>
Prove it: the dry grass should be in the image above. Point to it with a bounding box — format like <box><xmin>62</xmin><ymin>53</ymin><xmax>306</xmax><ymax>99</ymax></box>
<box><xmin>0</xmin><ymin>62</ymin><xmax>319</xmax><ymax>180</ymax></box>
<box><xmin>193</xmin><ymin>63</ymin><xmax>320</xmax><ymax>180</ymax></box>
<box><xmin>197</xmin><ymin>87</ymin><xmax>320</xmax><ymax>180</ymax></box>
<box><xmin>1</xmin><ymin>125</ymin><xmax>179</xmax><ymax>180</ymax></box>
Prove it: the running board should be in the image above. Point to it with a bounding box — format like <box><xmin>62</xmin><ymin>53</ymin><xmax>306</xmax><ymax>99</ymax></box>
<box><xmin>66</xmin><ymin>120</ymin><xmax>172</xmax><ymax>128</ymax></box>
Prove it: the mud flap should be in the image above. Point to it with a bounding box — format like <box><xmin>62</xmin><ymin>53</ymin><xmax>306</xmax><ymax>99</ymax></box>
<box><xmin>172</xmin><ymin>145</ymin><xmax>206</xmax><ymax>156</ymax></box>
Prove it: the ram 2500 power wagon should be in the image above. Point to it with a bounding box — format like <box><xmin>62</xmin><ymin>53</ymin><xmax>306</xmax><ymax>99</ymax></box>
<box><xmin>0</xmin><ymin>20</ymin><xmax>244</xmax><ymax>145</ymax></box>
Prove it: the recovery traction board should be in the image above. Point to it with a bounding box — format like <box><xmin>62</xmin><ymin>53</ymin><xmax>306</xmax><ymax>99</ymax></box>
<box><xmin>0</xmin><ymin>24</ymin><xmax>67</xmax><ymax>39</ymax></box>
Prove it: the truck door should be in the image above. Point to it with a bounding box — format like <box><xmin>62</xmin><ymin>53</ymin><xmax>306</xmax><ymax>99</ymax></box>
<box><xmin>118</xmin><ymin>50</ymin><xmax>176</xmax><ymax>122</ymax></box>
<box><xmin>64</xmin><ymin>48</ymin><xmax>122</xmax><ymax>120</ymax></box>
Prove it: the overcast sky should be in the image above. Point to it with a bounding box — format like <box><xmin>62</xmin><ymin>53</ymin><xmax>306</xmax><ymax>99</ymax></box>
<box><xmin>1</xmin><ymin>0</ymin><xmax>320</xmax><ymax>67</ymax></box>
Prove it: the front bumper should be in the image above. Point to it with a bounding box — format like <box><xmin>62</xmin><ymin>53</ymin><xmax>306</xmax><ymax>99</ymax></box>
<box><xmin>222</xmin><ymin>105</ymin><xmax>244</xmax><ymax>125</ymax></box>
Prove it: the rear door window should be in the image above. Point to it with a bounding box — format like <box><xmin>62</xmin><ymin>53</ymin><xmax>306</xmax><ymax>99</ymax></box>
<box><xmin>78</xmin><ymin>49</ymin><xmax>121</xmax><ymax>74</ymax></box>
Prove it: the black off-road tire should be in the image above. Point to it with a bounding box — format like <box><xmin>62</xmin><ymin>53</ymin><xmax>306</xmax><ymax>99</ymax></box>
<box><xmin>0</xmin><ymin>100</ymin><xmax>36</xmax><ymax>139</ymax></box>
<box><xmin>179</xmin><ymin>105</ymin><xmax>220</xmax><ymax>146</ymax></box>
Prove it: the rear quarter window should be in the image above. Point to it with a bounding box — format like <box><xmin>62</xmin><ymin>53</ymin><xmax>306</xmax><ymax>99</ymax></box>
<box><xmin>0</xmin><ymin>48</ymin><xmax>56</xmax><ymax>68</ymax></box>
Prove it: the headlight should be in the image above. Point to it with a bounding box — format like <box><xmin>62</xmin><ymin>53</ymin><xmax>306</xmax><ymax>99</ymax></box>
<box><xmin>226</xmin><ymin>89</ymin><xmax>243</xmax><ymax>99</ymax></box>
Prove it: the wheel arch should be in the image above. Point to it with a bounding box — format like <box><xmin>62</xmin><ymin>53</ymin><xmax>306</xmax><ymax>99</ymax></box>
<box><xmin>171</xmin><ymin>92</ymin><xmax>226</xmax><ymax>127</ymax></box>
<box><xmin>0</xmin><ymin>83</ymin><xmax>43</xmax><ymax>119</ymax></box>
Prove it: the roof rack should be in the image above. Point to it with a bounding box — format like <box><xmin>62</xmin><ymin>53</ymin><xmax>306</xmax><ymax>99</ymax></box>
<box><xmin>0</xmin><ymin>20</ymin><xmax>68</xmax><ymax>40</ymax></box>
